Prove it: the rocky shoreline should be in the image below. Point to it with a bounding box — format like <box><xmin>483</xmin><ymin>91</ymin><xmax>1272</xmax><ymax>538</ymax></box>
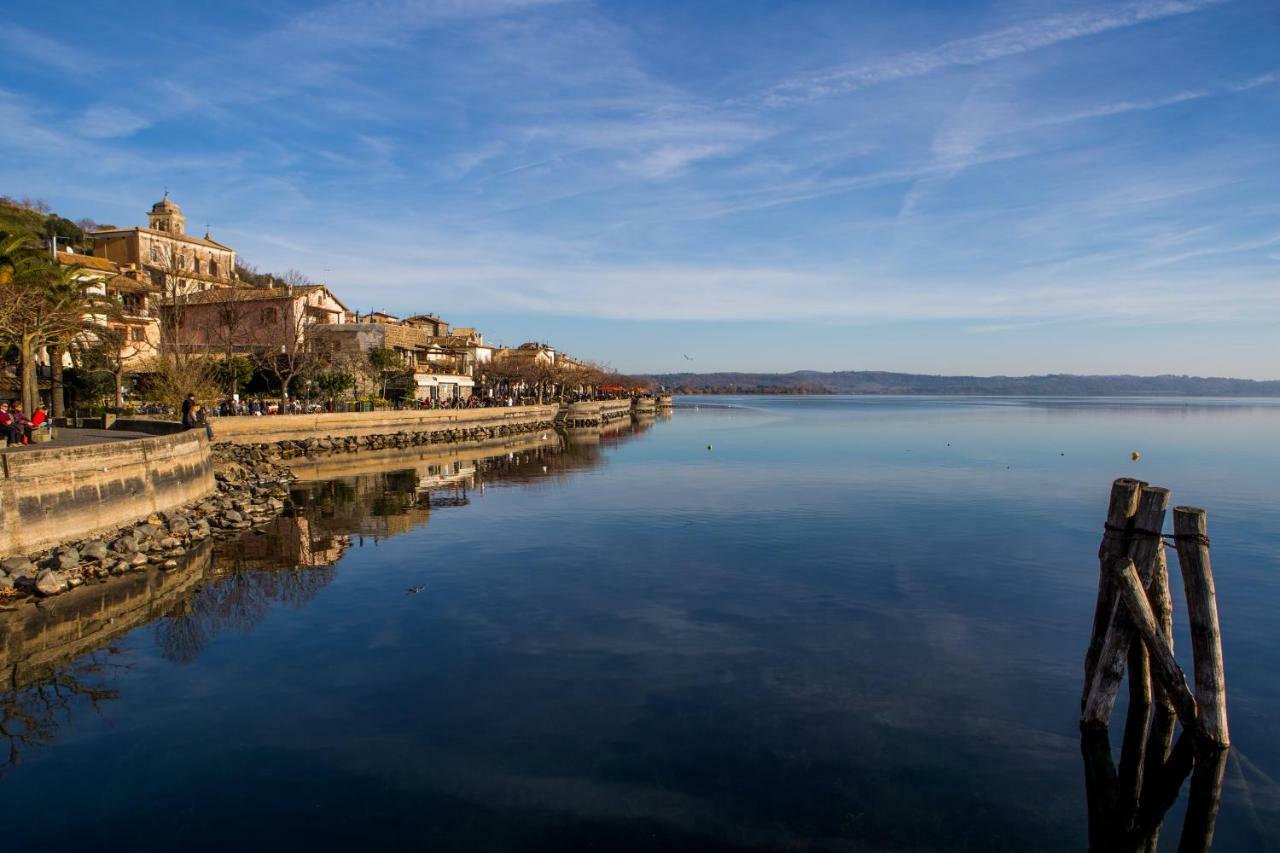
<box><xmin>0</xmin><ymin>419</ymin><xmax>555</xmax><ymax>603</ymax></box>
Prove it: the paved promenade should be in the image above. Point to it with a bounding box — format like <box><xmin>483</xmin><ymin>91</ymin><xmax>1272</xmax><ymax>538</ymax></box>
<box><xmin>0</xmin><ymin>428</ymin><xmax>152</xmax><ymax>454</ymax></box>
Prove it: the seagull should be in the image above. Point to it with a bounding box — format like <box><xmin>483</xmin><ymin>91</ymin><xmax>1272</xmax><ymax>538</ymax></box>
<box><xmin>683</xmin><ymin>354</ymin><xmax>694</xmax><ymax>361</ymax></box>
<box><xmin>406</xmin><ymin>585</ymin><xmax>425</xmax><ymax>594</ymax></box>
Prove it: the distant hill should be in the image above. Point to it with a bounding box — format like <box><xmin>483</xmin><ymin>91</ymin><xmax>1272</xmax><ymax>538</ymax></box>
<box><xmin>646</xmin><ymin>371</ymin><xmax>1280</xmax><ymax>397</ymax></box>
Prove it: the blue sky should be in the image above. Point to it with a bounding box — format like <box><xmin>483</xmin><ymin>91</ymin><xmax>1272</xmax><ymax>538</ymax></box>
<box><xmin>2</xmin><ymin>0</ymin><xmax>1277</xmax><ymax>377</ymax></box>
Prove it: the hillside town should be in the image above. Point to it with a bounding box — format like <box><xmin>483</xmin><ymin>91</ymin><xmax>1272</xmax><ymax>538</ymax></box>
<box><xmin>0</xmin><ymin>194</ymin><xmax>642</xmax><ymax>421</ymax></box>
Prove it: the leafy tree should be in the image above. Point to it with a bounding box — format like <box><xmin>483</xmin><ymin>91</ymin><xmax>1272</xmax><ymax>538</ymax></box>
<box><xmin>0</xmin><ymin>229</ymin><xmax>111</xmax><ymax>411</ymax></box>
<box><xmin>64</xmin><ymin>349</ymin><xmax>118</xmax><ymax>410</ymax></box>
<box><xmin>213</xmin><ymin>356</ymin><xmax>254</xmax><ymax>397</ymax></box>
<box><xmin>367</xmin><ymin>346</ymin><xmax>403</xmax><ymax>399</ymax></box>
<box><xmin>314</xmin><ymin>368</ymin><xmax>355</xmax><ymax>399</ymax></box>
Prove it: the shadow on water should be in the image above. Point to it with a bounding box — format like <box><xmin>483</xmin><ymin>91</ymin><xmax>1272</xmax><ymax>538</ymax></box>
<box><xmin>0</xmin><ymin>422</ymin><xmax>646</xmax><ymax>778</ymax></box>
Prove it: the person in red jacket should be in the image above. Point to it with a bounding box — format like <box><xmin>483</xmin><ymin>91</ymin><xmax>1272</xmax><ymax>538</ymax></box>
<box><xmin>0</xmin><ymin>401</ymin><xmax>16</xmax><ymax>446</ymax></box>
<box><xmin>30</xmin><ymin>404</ymin><xmax>47</xmax><ymax>428</ymax></box>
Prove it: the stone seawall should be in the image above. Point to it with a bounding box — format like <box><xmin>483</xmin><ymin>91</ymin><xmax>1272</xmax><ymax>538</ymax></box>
<box><xmin>211</xmin><ymin>405</ymin><xmax>560</xmax><ymax>445</ymax></box>
<box><xmin>0</xmin><ymin>430</ymin><xmax>217</xmax><ymax>555</ymax></box>
<box><xmin>559</xmin><ymin>400</ymin><xmax>635</xmax><ymax>427</ymax></box>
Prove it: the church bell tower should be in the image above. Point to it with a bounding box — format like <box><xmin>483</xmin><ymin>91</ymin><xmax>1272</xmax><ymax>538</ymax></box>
<box><xmin>148</xmin><ymin>193</ymin><xmax>185</xmax><ymax>234</ymax></box>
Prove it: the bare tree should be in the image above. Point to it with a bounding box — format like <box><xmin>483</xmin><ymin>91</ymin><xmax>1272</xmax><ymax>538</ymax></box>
<box><xmin>250</xmin><ymin>294</ymin><xmax>323</xmax><ymax>403</ymax></box>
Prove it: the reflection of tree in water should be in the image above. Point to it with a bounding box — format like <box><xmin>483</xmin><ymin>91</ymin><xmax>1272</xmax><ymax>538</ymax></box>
<box><xmin>0</xmin><ymin>649</ymin><xmax>129</xmax><ymax>778</ymax></box>
<box><xmin>153</xmin><ymin>560</ymin><xmax>337</xmax><ymax>664</ymax></box>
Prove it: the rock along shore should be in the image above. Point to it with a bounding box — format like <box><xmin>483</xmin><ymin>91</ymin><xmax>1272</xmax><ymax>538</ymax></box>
<box><xmin>0</xmin><ymin>417</ymin><xmax>555</xmax><ymax>604</ymax></box>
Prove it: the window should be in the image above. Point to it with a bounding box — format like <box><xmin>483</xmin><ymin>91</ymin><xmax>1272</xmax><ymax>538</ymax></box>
<box><xmin>178</xmin><ymin>254</ymin><xmax>187</xmax><ymax>270</ymax></box>
<box><xmin>261</xmin><ymin>307</ymin><xmax>279</xmax><ymax>323</ymax></box>
<box><xmin>209</xmin><ymin>260</ymin><xmax>218</xmax><ymax>276</ymax></box>
<box><xmin>193</xmin><ymin>258</ymin><xmax>201</xmax><ymax>273</ymax></box>
<box><xmin>150</xmin><ymin>245</ymin><xmax>161</xmax><ymax>263</ymax></box>
<box><xmin>150</xmin><ymin>269</ymin><xmax>164</xmax><ymax>286</ymax></box>
<box><xmin>130</xmin><ymin>327</ymin><xmax>145</xmax><ymax>342</ymax></box>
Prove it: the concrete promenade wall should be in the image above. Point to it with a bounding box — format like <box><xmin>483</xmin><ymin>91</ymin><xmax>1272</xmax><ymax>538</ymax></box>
<box><xmin>600</xmin><ymin>400</ymin><xmax>633</xmax><ymax>419</ymax></box>
<box><xmin>561</xmin><ymin>400</ymin><xmax>634</xmax><ymax>426</ymax></box>
<box><xmin>1</xmin><ymin>430</ymin><xmax>216</xmax><ymax>556</ymax></box>
<box><xmin>211</xmin><ymin>404</ymin><xmax>560</xmax><ymax>445</ymax></box>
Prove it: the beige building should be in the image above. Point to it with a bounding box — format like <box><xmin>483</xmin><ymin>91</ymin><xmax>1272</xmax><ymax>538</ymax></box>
<box><xmin>91</xmin><ymin>195</ymin><xmax>237</xmax><ymax>295</ymax></box>
<box><xmin>162</xmin><ymin>284</ymin><xmax>352</xmax><ymax>356</ymax></box>
<box><xmin>56</xmin><ymin>249</ymin><xmax>161</xmax><ymax>371</ymax></box>
<box><xmin>311</xmin><ymin>319</ymin><xmax>475</xmax><ymax>401</ymax></box>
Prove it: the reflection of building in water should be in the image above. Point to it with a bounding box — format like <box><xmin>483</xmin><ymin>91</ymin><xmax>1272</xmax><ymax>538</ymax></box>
<box><xmin>213</xmin><ymin>516</ymin><xmax>350</xmax><ymax>572</ymax></box>
<box><xmin>1</xmin><ymin>415</ymin><xmax>668</xmax><ymax>775</ymax></box>
<box><xmin>285</xmin><ymin>429</ymin><xmax>635</xmax><ymax>542</ymax></box>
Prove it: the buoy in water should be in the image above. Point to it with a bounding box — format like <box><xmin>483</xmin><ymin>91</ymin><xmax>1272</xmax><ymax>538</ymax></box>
<box><xmin>707</xmin><ymin>444</ymin><xmax>712</xmax><ymax>450</ymax></box>
<box><xmin>1132</xmin><ymin>451</ymin><xmax>1141</xmax><ymax>461</ymax></box>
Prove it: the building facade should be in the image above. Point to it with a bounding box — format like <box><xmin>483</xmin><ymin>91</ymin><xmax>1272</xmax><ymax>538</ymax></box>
<box><xmin>91</xmin><ymin>196</ymin><xmax>237</xmax><ymax>295</ymax></box>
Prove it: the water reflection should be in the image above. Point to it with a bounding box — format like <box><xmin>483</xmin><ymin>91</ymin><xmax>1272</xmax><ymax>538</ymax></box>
<box><xmin>0</xmin><ymin>422</ymin><xmax>644</xmax><ymax>775</ymax></box>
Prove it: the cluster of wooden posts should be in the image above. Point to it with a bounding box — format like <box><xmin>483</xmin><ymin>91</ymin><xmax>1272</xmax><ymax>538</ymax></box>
<box><xmin>1080</xmin><ymin>477</ymin><xmax>1230</xmax><ymax>851</ymax></box>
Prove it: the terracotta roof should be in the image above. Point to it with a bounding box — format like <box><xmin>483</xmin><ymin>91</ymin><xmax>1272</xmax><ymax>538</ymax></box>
<box><xmin>166</xmin><ymin>284</ymin><xmax>349</xmax><ymax>309</ymax></box>
<box><xmin>56</xmin><ymin>252</ymin><xmax>119</xmax><ymax>273</ymax></box>
<box><xmin>431</xmin><ymin>336</ymin><xmax>487</xmax><ymax>349</ymax></box>
<box><xmin>171</xmin><ymin>287</ymin><xmax>292</xmax><ymax>306</ymax></box>
<box><xmin>107</xmin><ymin>275</ymin><xmax>158</xmax><ymax>294</ymax></box>
<box><xmin>91</xmin><ymin>226</ymin><xmax>234</xmax><ymax>251</ymax></box>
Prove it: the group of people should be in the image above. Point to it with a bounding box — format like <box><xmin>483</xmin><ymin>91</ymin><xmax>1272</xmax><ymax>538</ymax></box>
<box><xmin>180</xmin><ymin>394</ymin><xmax>214</xmax><ymax>440</ymax></box>
<box><xmin>0</xmin><ymin>401</ymin><xmax>49</xmax><ymax>447</ymax></box>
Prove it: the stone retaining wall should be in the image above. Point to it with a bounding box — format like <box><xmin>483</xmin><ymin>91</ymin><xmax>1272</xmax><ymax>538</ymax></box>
<box><xmin>0</xmin><ymin>430</ymin><xmax>217</xmax><ymax>556</ymax></box>
<box><xmin>560</xmin><ymin>400</ymin><xmax>635</xmax><ymax>427</ymax></box>
<box><xmin>210</xmin><ymin>405</ymin><xmax>560</xmax><ymax>445</ymax></box>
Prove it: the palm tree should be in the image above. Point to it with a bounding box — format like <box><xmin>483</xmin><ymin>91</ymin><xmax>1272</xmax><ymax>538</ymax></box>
<box><xmin>0</xmin><ymin>229</ymin><xmax>109</xmax><ymax>411</ymax></box>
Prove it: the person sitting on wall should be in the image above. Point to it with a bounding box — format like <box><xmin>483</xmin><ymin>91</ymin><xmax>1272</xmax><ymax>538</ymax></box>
<box><xmin>30</xmin><ymin>404</ymin><xmax>49</xmax><ymax>431</ymax></box>
<box><xmin>181</xmin><ymin>393</ymin><xmax>197</xmax><ymax>429</ymax></box>
<box><xmin>9</xmin><ymin>402</ymin><xmax>32</xmax><ymax>444</ymax></box>
<box><xmin>0</xmin><ymin>401</ymin><xmax>16</xmax><ymax>446</ymax></box>
<box><xmin>193</xmin><ymin>404</ymin><xmax>214</xmax><ymax>441</ymax></box>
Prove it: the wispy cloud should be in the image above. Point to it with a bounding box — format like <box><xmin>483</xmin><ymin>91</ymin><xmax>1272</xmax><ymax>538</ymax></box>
<box><xmin>763</xmin><ymin>0</ymin><xmax>1231</xmax><ymax>105</ymax></box>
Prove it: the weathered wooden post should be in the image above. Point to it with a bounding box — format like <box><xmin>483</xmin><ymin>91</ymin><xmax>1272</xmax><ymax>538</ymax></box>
<box><xmin>1143</xmin><ymin>549</ymin><xmax>1178</xmax><ymax>782</ymax></box>
<box><xmin>1083</xmin><ymin>478</ymin><xmax>1144</xmax><ymax>708</ymax></box>
<box><xmin>1109</xmin><ymin>559</ymin><xmax>1198</xmax><ymax>731</ymax></box>
<box><xmin>1172</xmin><ymin>507</ymin><xmax>1229</xmax><ymax>748</ymax></box>
<box><xmin>1178</xmin><ymin>742</ymin><xmax>1228</xmax><ymax>853</ymax></box>
<box><xmin>1082</xmin><ymin>486</ymin><xmax>1170</xmax><ymax>729</ymax></box>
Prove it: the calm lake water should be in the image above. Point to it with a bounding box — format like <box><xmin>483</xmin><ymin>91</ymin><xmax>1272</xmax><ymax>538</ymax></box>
<box><xmin>3</xmin><ymin>397</ymin><xmax>1279</xmax><ymax>851</ymax></box>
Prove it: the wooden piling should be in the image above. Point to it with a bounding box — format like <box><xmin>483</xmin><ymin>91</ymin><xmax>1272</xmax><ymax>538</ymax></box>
<box><xmin>1172</xmin><ymin>507</ymin><xmax>1230</xmax><ymax>747</ymax></box>
<box><xmin>1082</xmin><ymin>486</ymin><xmax>1169</xmax><ymax>729</ymax></box>
<box><xmin>1109</xmin><ymin>559</ymin><xmax>1199</xmax><ymax>731</ymax></box>
<box><xmin>1143</xmin><ymin>555</ymin><xmax>1178</xmax><ymax>784</ymax></box>
<box><xmin>1083</xmin><ymin>478</ymin><xmax>1145</xmax><ymax>708</ymax></box>
<box><xmin>1178</xmin><ymin>745</ymin><xmax>1228</xmax><ymax>853</ymax></box>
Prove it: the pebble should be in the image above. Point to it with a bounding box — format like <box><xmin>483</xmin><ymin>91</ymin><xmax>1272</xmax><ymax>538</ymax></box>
<box><xmin>35</xmin><ymin>569</ymin><xmax>70</xmax><ymax>596</ymax></box>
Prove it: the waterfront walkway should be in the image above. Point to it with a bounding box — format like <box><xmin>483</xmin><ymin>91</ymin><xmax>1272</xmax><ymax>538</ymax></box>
<box><xmin>0</xmin><ymin>427</ymin><xmax>152</xmax><ymax>454</ymax></box>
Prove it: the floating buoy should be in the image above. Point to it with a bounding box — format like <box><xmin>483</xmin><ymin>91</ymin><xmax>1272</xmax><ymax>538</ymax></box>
<box><xmin>1132</xmin><ymin>451</ymin><xmax>1141</xmax><ymax>461</ymax></box>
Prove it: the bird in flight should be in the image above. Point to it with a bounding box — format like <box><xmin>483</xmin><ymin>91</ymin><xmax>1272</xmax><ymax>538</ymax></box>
<box><xmin>683</xmin><ymin>354</ymin><xmax>694</xmax><ymax>361</ymax></box>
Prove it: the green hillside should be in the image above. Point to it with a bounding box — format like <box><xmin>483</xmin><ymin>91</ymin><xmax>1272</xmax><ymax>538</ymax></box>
<box><xmin>0</xmin><ymin>195</ymin><xmax>90</xmax><ymax>250</ymax></box>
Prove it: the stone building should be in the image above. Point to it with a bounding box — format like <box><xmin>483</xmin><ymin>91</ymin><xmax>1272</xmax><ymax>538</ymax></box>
<box><xmin>91</xmin><ymin>195</ymin><xmax>237</xmax><ymax>295</ymax></box>
<box><xmin>55</xmin><ymin>249</ymin><xmax>160</xmax><ymax>371</ymax></box>
<box><xmin>310</xmin><ymin>319</ymin><xmax>475</xmax><ymax>402</ymax></box>
<box><xmin>161</xmin><ymin>284</ymin><xmax>352</xmax><ymax>357</ymax></box>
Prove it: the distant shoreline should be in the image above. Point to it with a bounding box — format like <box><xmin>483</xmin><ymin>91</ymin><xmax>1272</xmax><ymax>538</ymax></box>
<box><xmin>647</xmin><ymin>370</ymin><xmax>1280</xmax><ymax>397</ymax></box>
<box><xmin>670</xmin><ymin>390</ymin><xmax>1280</xmax><ymax>398</ymax></box>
